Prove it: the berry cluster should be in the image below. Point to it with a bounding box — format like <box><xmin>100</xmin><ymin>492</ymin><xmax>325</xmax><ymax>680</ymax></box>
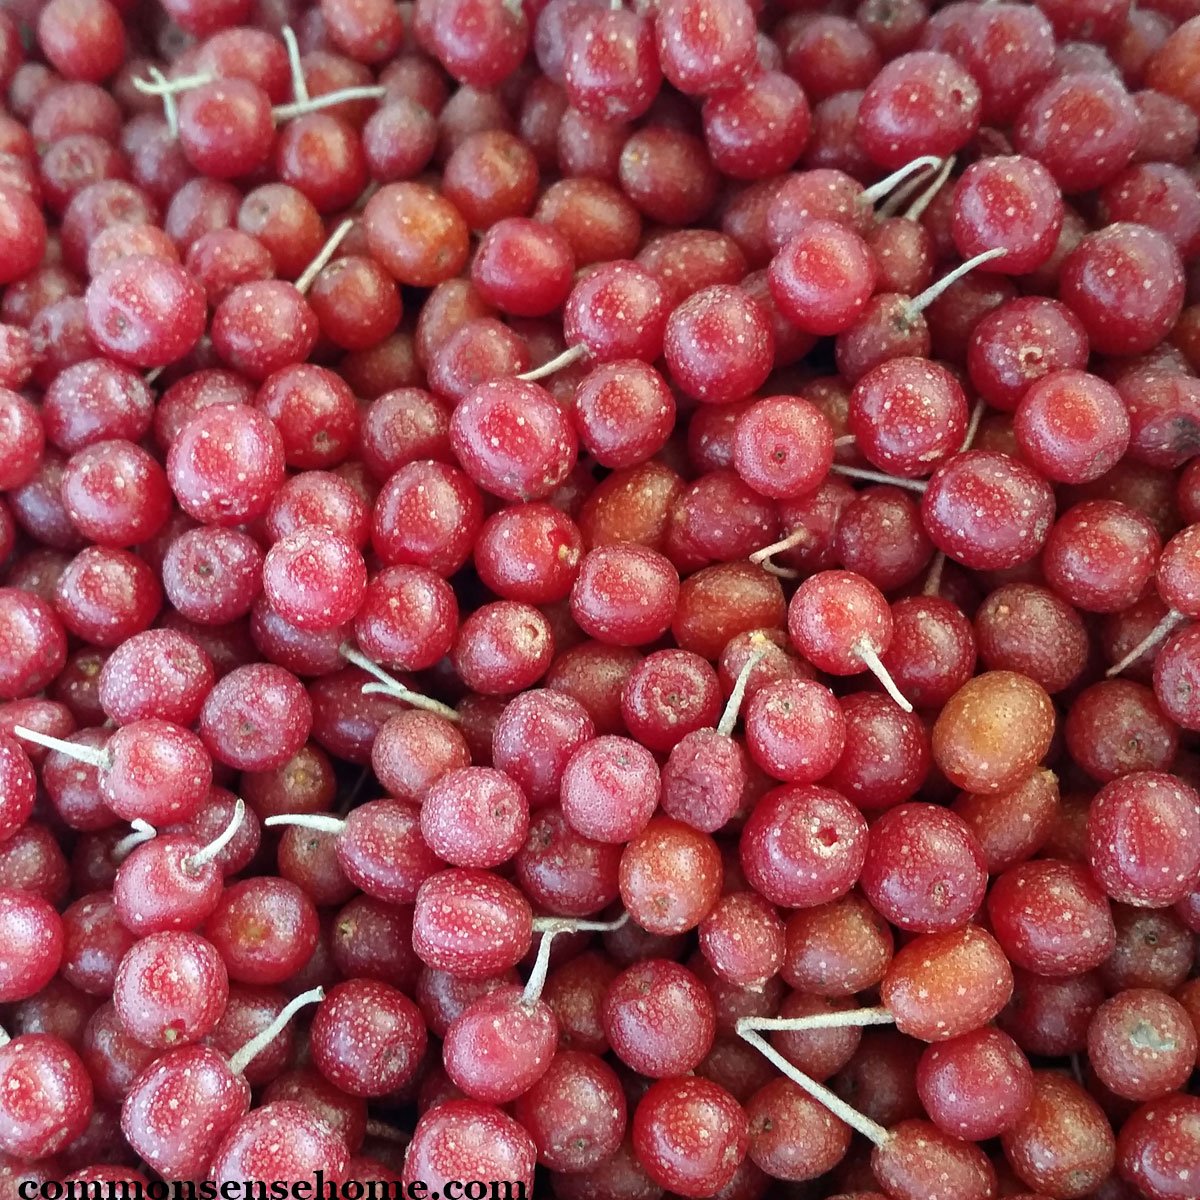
<box><xmin>1</xmin><ymin>0</ymin><xmax>1200</xmax><ymax>1197</ymax></box>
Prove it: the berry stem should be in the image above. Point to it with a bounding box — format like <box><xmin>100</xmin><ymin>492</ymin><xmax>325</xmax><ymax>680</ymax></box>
<box><xmin>360</xmin><ymin>681</ymin><xmax>462</xmax><ymax>720</ymax></box>
<box><xmin>131</xmin><ymin>71</ymin><xmax>214</xmax><ymax>96</ymax></box>
<box><xmin>750</xmin><ymin>526</ymin><xmax>810</xmax><ymax>571</ymax></box>
<box><xmin>876</xmin><ymin>175</ymin><xmax>923</xmax><ymax>220</ymax></box>
<box><xmin>111</xmin><ymin>818</ymin><xmax>158</xmax><ymax>862</ymax></box>
<box><xmin>227</xmin><ymin>986</ymin><xmax>325</xmax><ymax>1076</ymax></box>
<box><xmin>761</xmin><ymin>560</ymin><xmax>799</xmax><ymax>580</ymax></box>
<box><xmin>147</xmin><ymin>66</ymin><xmax>179</xmax><ymax>138</ymax></box>
<box><xmin>280</xmin><ymin>24</ymin><xmax>310</xmax><ymax>105</ymax></box>
<box><xmin>716</xmin><ymin>634</ymin><xmax>769</xmax><ymax>736</ymax></box>
<box><xmin>902</xmin><ymin>153</ymin><xmax>956</xmax><ymax>221</ymax></box>
<box><xmin>0</xmin><ymin>1027</ymin><xmax>8</xmax><ymax>1048</ymax></box>
<box><xmin>830</xmin><ymin>465</ymin><xmax>927</xmax><ymax>493</ymax></box>
<box><xmin>923</xmin><ymin>552</ymin><xmax>946</xmax><ymax>598</ymax></box>
<box><xmin>750</xmin><ymin>528</ymin><xmax>807</xmax><ymax>578</ymax></box>
<box><xmin>182</xmin><ymin>798</ymin><xmax>246</xmax><ymax>873</ymax></box>
<box><xmin>295</xmin><ymin>218</ymin><xmax>355</xmax><ymax>295</ymax></box>
<box><xmin>524</xmin><ymin>913</ymin><xmax>629</xmax><ymax>1008</ymax></box>
<box><xmin>876</xmin><ymin>158</ymin><xmax>945</xmax><ymax>220</ymax></box>
<box><xmin>272</xmin><ymin>86</ymin><xmax>388</xmax><ymax>121</ymax></box>
<box><xmin>340</xmin><ymin>644</ymin><xmax>461</xmax><ymax>721</ymax></box>
<box><xmin>521</xmin><ymin>926</ymin><xmax>562</xmax><ymax>1009</ymax></box>
<box><xmin>739</xmin><ymin>1006</ymin><xmax>894</xmax><ymax>1032</ymax></box>
<box><xmin>860</xmin><ymin>155</ymin><xmax>943</xmax><ymax>206</ymax></box>
<box><xmin>516</xmin><ymin>343</ymin><xmax>586</xmax><ymax>382</ymax></box>
<box><xmin>354</xmin><ymin>181</ymin><xmax>379</xmax><ymax>212</ymax></box>
<box><xmin>961</xmin><ymin>399</ymin><xmax>985</xmax><ymax>451</ymax></box>
<box><xmin>833</xmin><ymin>435</ymin><xmax>856</xmax><ymax>448</ymax></box>
<box><xmin>263</xmin><ymin>813</ymin><xmax>346</xmax><ymax>833</ymax></box>
<box><xmin>854</xmin><ymin>639</ymin><xmax>913</xmax><ymax>713</ymax></box>
<box><xmin>531</xmin><ymin>913</ymin><xmax>630</xmax><ymax>934</ymax></box>
<box><xmin>11</xmin><ymin>725</ymin><xmax>109</xmax><ymax>768</ymax></box>
<box><xmin>908</xmin><ymin>248</ymin><xmax>1009</xmax><ymax>316</ymax></box>
<box><xmin>737</xmin><ymin>1024</ymin><xmax>890</xmax><ymax>1146</ymax></box>
<box><xmin>1105</xmin><ymin>610</ymin><xmax>1185</xmax><ymax>677</ymax></box>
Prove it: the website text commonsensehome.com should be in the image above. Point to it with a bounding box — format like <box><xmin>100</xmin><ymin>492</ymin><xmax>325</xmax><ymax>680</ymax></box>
<box><xmin>17</xmin><ymin>1178</ymin><xmax>527</xmax><ymax>1200</ymax></box>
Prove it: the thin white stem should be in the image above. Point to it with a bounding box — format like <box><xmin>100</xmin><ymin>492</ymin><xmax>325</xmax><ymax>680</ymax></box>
<box><xmin>341</xmin><ymin>642</ymin><xmax>407</xmax><ymax>687</ymax></box>
<box><xmin>531</xmin><ymin>913</ymin><xmax>630</xmax><ymax>934</ymax></box>
<box><xmin>717</xmin><ymin>636</ymin><xmax>769</xmax><ymax>737</ymax></box>
<box><xmin>131</xmin><ymin>71</ymin><xmax>213</xmax><ymax>96</ymax></box>
<box><xmin>737</xmin><ymin>1025</ymin><xmax>889</xmax><ymax>1146</ymax></box>
<box><xmin>922</xmin><ymin>553</ymin><xmax>946</xmax><ymax>598</ymax></box>
<box><xmin>750</xmin><ymin>527</ymin><xmax>810</xmax><ymax>567</ymax></box>
<box><xmin>830</xmin><ymin>465</ymin><xmax>926</xmax><ymax>493</ymax></box>
<box><xmin>359</xmin><ymin>682</ymin><xmax>462</xmax><ymax>721</ymax></box>
<box><xmin>263</xmin><ymin>813</ymin><xmax>346</xmax><ymax>833</ymax></box>
<box><xmin>145</xmin><ymin>367</ymin><xmax>164</xmax><ymax>385</ymax></box>
<box><xmin>762</xmin><ymin>560</ymin><xmax>799</xmax><ymax>579</ymax></box>
<box><xmin>909</xmin><ymin>248</ymin><xmax>1008</xmax><ymax>316</ymax></box>
<box><xmin>876</xmin><ymin>168</ymin><xmax>936</xmax><ymax>221</ymax></box>
<box><xmin>878</xmin><ymin>182</ymin><xmax>917</xmax><ymax>220</ymax></box>
<box><xmin>12</xmin><ymin>726</ymin><xmax>108</xmax><ymax>768</ymax></box>
<box><xmin>112</xmin><ymin>819</ymin><xmax>157</xmax><ymax>862</ymax></box>
<box><xmin>530</xmin><ymin>912</ymin><xmax>633</xmax><ymax>1008</ymax></box>
<box><xmin>354</xmin><ymin>181</ymin><xmax>379</xmax><ymax>213</ymax></box>
<box><xmin>521</xmin><ymin>927</ymin><xmax>561</xmax><ymax>1009</ymax></box>
<box><xmin>861</xmin><ymin>155</ymin><xmax>943</xmax><ymax>206</ymax></box>
<box><xmin>147</xmin><ymin>67</ymin><xmax>178</xmax><ymax>138</ymax></box>
<box><xmin>227</xmin><ymin>986</ymin><xmax>324</xmax><ymax>1076</ymax></box>
<box><xmin>961</xmin><ymin>399</ymin><xmax>985</xmax><ymax>451</ymax></box>
<box><xmin>272</xmin><ymin>86</ymin><xmax>387</xmax><ymax>121</ymax></box>
<box><xmin>341</xmin><ymin>644</ymin><xmax>461</xmax><ymax>721</ymax></box>
<box><xmin>523</xmin><ymin>913</ymin><xmax>629</xmax><ymax>1008</ymax></box>
<box><xmin>833</xmin><ymin>435</ymin><xmax>856</xmax><ymax>448</ymax></box>
<box><xmin>740</xmin><ymin>1007</ymin><xmax>894</xmax><ymax>1032</ymax></box>
<box><xmin>295</xmin><ymin>219</ymin><xmax>355</xmax><ymax>294</ymax></box>
<box><xmin>855</xmin><ymin>640</ymin><xmax>913</xmax><ymax>713</ymax></box>
<box><xmin>182</xmin><ymin>799</ymin><xmax>245</xmax><ymax>873</ymax></box>
<box><xmin>0</xmin><ymin>1026</ymin><xmax>8</xmax><ymax>1048</ymax></box>
<box><xmin>517</xmin><ymin>344</ymin><xmax>586</xmax><ymax>382</ymax></box>
<box><xmin>902</xmin><ymin>153</ymin><xmax>956</xmax><ymax>221</ymax></box>
<box><xmin>280</xmin><ymin>25</ymin><xmax>309</xmax><ymax>104</ymax></box>
<box><xmin>1106</xmin><ymin>610</ymin><xmax>1185</xmax><ymax>677</ymax></box>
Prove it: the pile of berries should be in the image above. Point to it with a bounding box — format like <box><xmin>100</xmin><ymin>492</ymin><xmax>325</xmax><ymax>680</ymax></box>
<box><xmin>3</xmin><ymin>0</ymin><xmax>1200</xmax><ymax>1196</ymax></box>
